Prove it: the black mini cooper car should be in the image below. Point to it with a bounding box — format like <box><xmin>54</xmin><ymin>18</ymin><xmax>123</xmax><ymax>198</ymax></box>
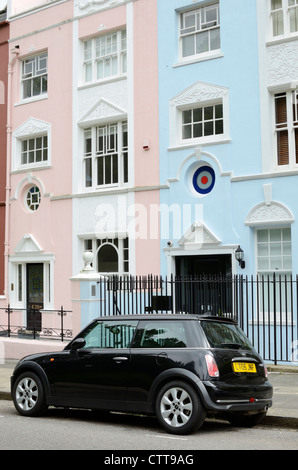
<box><xmin>11</xmin><ymin>314</ymin><xmax>273</xmax><ymax>434</ymax></box>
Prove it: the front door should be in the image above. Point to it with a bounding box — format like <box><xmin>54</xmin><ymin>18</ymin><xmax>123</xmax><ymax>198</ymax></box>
<box><xmin>26</xmin><ymin>263</ymin><xmax>43</xmax><ymax>331</ymax></box>
<box><xmin>175</xmin><ymin>254</ymin><xmax>232</xmax><ymax>315</ymax></box>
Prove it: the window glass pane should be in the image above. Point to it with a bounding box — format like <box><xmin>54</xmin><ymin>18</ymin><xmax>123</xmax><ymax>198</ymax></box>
<box><xmin>258</xmin><ymin>257</ymin><xmax>270</xmax><ymax>270</ymax></box>
<box><xmin>98</xmin><ymin>244</ymin><xmax>118</xmax><ymax>272</ymax></box>
<box><xmin>215</xmin><ymin>119</ymin><xmax>223</xmax><ymax>134</ymax></box>
<box><xmin>283</xmin><ymin>228</ymin><xmax>291</xmax><ymax>241</ymax></box>
<box><xmin>258</xmin><ymin>230</ymin><xmax>268</xmax><ymax>242</ymax></box>
<box><xmin>201</xmin><ymin>321</ymin><xmax>253</xmax><ymax>350</ymax></box>
<box><xmin>258</xmin><ymin>244</ymin><xmax>269</xmax><ymax>256</ymax></box>
<box><xmin>183</xmin><ymin>124</ymin><xmax>192</xmax><ymax>139</ymax></box>
<box><xmin>85</xmin><ymin>158</ymin><xmax>92</xmax><ymax>187</ymax></box>
<box><xmin>184</xmin><ymin>12</ymin><xmax>196</xmax><ymax>30</ymax></box>
<box><xmin>196</xmin><ymin>31</ymin><xmax>209</xmax><ymax>53</ymax></box>
<box><xmin>210</xmin><ymin>28</ymin><xmax>220</xmax><ymax>50</ymax></box>
<box><xmin>18</xmin><ymin>264</ymin><xmax>22</xmax><ymax>302</ymax></box>
<box><xmin>272</xmin><ymin>0</ymin><xmax>282</xmax><ymax>8</ymax></box>
<box><xmin>204</xmin><ymin>121</ymin><xmax>214</xmax><ymax>136</ymax></box>
<box><xmin>85</xmin><ymin>63</ymin><xmax>92</xmax><ymax>82</ymax></box>
<box><xmin>193</xmin><ymin>108</ymin><xmax>202</xmax><ymax>122</ymax></box>
<box><xmin>271</xmin><ymin>229</ymin><xmax>281</xmax><ymax>242</ymax></box>
<box><xmin>81</xmin><ymin>320</ymin><xmax>138</xmax><ymax>349</ymax></box>
<box><xmin>133</xmin><ymin>320</ymin><xmax>192</xmax><ymax>348</ymax></box>
<box><xmin>275</xmin><ymin>94</ymin><xmax>287</xmax><ymax>126</ymax></box>
<box><xmin>289</xmin><ymin>7</ymin><xmax>298</xmax><ymax>32</ymax></box>
<box><xmin>193</xmin><ymin>123</ymin><xmax>202</xmax><ymax>138</ymax></box>
<box><xmin>183</xmin><ymin>110</ymin><xmax>192</xmax><ymax>123</ymax></box>
<box><xmin>277</xmin><ymin>130</ymin><xmax>289</xmax><ymax>165</ymax></box>
<box><xmin>97</xmin><ymin>157</ymin><xmax>103</xmax><ymax>185</ymax></box>
<box><xmin>204</xmin><ymin>106</ymin><xmax>213</xmax><ymax>120</ymax></box>
<box><xmin>215</xmin><ymin>104</ymin><xmax>223</xmax><ymax>118</ymax></box>
<box><xmin>272</xmin><ymin>11</ymin><xmax>284</xmax><ymax>36</ymax></box>
<box><xmin>182</xmin><ymin>35</ymin><xmax>195</xmax><ymax>57</ymax></box>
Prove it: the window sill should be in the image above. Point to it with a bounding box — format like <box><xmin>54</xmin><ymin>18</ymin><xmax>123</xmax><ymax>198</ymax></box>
<box><xmin>168</xmin><ymin>137</ymin><xmax>230</xmax><ymax>151</ymax></box>
<box><xmin>11</xmin><ymin>164</ymin><xmax>51</xmax><ymax>174</ymax></box>
<box><xmin>14</xmin><ymin>94</ymin><xmax>48</xmax><ymax>107</ymax></box>
<box><xmin>78</xmin><ymin>74</ymin><xmax>127</xmax><ymax>90</ymax></box>
<box><xmin>173</xmin><ymin>51</ymin><xmax>223</xmax><ymax>68</ymax></box>
<box><xmin>266</xmin><ymin>34</ymin><xmax>298</xmax><ymax>47</ymax></box>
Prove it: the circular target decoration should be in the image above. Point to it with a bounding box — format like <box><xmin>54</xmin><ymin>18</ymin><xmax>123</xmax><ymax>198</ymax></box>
<box><xmin>192</xmin><ymin>166</ymin><xmax>215</xmax><ymax>195</ymax></box>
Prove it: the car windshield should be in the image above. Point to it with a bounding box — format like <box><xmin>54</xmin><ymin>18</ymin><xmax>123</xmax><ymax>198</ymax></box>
<box><xmin>200</xmin><ymin>320</ymin><xmax>254</xmax><ymax>350</ymax></box>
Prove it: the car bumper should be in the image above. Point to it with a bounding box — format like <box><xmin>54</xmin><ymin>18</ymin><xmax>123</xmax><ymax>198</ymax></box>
<box><xmin>196</xmin><ymin>379</ymin><xmax>273</xmax><ymax>413</ymax></box>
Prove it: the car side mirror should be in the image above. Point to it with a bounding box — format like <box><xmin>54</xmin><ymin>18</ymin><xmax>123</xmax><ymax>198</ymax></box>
<box><xmin>70</xmin><ymin>337</ymin><xmax>86</xmax><ymax>350</ymax></box>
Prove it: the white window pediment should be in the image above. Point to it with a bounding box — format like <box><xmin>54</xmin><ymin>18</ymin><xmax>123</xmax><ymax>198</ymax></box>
<box><xmin>78</xmin><ymin>98</ymin><xmax>126</xmax><ymax>127</ymax></box>
<box><xmin>75</xmin><ymin>0</ymin><xmax>125</xmax><ymax>16</ymax></box>
<box><xmin>179</xmin><ymin>221</ymin><xmax>220</xmax><ymax>248</ymax></box>
<box><xmin>245</xmin><ymin>202</ymin><xmax>294</xmax><ymax>226</ymax></box>
<box><xmin>14</xmin><ymin>234</ymin><xmax>43</xmax><ymax>254</ymax></box>
<box><xmin>14</xmin><ymin>117</ymin><xmax>50</xmax><ymax>139</ymax></box>
<box><xmin>169</xmin><ymin>81</ymin><xmax>230</xmax><ymax>149</ymax></box>
<box><xmin>171</xmin><ymin>81</ymin><xmax>228</xmax><ymax>108</ymax></box>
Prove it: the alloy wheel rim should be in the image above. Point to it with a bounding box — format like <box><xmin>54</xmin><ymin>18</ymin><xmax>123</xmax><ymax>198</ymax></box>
<box><xmin>16</xmin><ymin>377</ymin><xmax>38</xmax><ymax>411</ymax></box>
<box><xmin>160</xmin><ymin>387</ymin><xmax>193</xmax><ymax>428</ymax></box>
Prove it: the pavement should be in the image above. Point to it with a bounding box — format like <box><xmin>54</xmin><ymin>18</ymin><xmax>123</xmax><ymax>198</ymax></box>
<box><xmin>0</xmin><ymin>359</ymin><xmax>297</xmax><ymax>429</ymax></box>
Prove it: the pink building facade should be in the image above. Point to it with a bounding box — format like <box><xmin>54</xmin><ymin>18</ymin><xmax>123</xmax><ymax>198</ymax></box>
<box><xmin>1</xmin><ymin>0</ymin><xmax>160</xmax><ymax>336</ymax></box>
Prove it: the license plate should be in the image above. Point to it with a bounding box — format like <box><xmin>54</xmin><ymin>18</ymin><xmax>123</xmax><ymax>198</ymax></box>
<box><xmin>232</xmin><ymin>362</ymin><xmax>257</xmax><ymax>373</ymax></box>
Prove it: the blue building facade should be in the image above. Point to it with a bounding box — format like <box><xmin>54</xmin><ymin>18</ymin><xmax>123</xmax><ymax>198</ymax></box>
<box><xmin>157</xmin><ymin>0</ymin><xmax>297</xmax><ymax>282</ymax></box>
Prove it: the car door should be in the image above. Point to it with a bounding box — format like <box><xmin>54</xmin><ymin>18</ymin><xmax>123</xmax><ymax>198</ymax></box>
<box><xmin>46</xmin><ymin>319</ymin><xmax>138</xmax><ymax>408</ymax></box>
<box><xmin>128</xmin><ymin>319</ymin><xmax>193</xmax><ymax>404</ymax></box>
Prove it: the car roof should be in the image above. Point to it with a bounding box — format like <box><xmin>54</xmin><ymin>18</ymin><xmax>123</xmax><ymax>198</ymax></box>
<box><xmin>92</xmin><ymin>313</ymin><xmax>237</xmax><ymax>324</ymax></box>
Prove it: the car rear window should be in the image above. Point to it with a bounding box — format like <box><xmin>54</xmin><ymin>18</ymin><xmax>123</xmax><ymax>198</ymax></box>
<box><xmin>200</xmin><ymin>320</ymin><xmax>254</xmax><ymax>350</ymax></box>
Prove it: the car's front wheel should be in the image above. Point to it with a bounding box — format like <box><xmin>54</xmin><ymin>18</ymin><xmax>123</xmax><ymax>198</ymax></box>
<box><xmin>12</xmin><ymin>371</ymin><xmax>47</xmax><ymax>417</ymax></box>
<box><xmin>155</xmin><ymin>381</ymin><xmax>206</xmax><ymax>435</ymax></box>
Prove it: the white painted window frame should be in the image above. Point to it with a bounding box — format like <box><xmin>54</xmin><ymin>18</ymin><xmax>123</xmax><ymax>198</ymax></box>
<box><xmin>178</xmin><ymin>2</ymin><xmax>221</xmax><ymax>64</ymax></box>
<box><xmin>273</xmin><ymin>89</ymin><xmax>298</xmax><ymax>169</ymax></box>
<box><xmin>270</xmin><ymin>0</ymin><xmax>298</xmax><ymax>39</ymax></box>
<box><xmin>12</xmin><ymin>118</ymin><xmax>51</xmax><ymax>172</ymax></box>
<box><xmin>21</xmin><ymin>51</ymin><xmax>48</xmax><ymax>101</ymax></box>
<box><xmin>169</xmin><ymin>82</ymin><xmax>230</xmax><ymax>150</ymax></box>
<box><xmin>83</xmin><ymin>120</ymin><xmax>128</xmax><ymax>189</ymax></box>
<box><xmin>83</xmin><ymin>30</ymin><xmax>127</xmax><ymax>84</ymax></box>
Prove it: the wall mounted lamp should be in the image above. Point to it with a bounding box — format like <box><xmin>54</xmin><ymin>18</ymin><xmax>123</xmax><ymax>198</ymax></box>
<box><xmin>235</xmin><ymin>245</ymin><xmax>245</xmax><ymax>269</ymax></box>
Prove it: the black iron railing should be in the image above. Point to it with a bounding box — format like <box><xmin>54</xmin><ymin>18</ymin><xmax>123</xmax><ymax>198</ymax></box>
<box><xmin>0</xmin><ymin>274</ymin><xmax>297</xmax><ymax>363</ymax></box>
<box><xmin>100</xmin><ymin>274</ymin><xmax>298</xmax><ymax>364</ymax></box>
<box><xmin>0</xmin><ymin>305</ymin><xmax>72</xmax><ymax>342</ymax></box>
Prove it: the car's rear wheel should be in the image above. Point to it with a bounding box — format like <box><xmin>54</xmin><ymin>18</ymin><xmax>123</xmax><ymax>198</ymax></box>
<box><xmin>12</xmin><ymin>372</ymin><xmax>46</xmax><ymax>417</ymax></box>
<box><xmin>155</xmin><ymin>380</ymin><xmax>206</xmax><ymax>435</ymax></box>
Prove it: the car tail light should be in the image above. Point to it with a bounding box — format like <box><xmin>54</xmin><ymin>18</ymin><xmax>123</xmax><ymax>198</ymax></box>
<box><xmin>205</xmin><ymin>354</ymin><xmax>219</xmax><ymax>378</ymax></box>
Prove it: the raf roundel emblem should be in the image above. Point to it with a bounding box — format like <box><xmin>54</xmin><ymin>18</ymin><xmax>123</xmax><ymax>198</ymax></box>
<box><xmin>192</xmin><ymin>166</ymin><xmax>215</xmax><ymax>195</ymax></box>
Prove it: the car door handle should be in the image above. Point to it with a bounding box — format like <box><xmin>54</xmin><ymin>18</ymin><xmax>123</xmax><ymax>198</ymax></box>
<box><xmin>113</xmin><ymin>356</ymin><xmax>128</xmax><ymax>363</ymax></box>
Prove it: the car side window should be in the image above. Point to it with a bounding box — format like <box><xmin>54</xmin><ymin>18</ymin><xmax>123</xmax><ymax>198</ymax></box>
<box><xmin>81</xmin><ymin>320</ymin><xmax>138</xmax><ymax>349</ymax></box>
<box><xmin>132</xmin><ymin>320</ymin><xmax>188</xmax><ymax>348</ymax></box>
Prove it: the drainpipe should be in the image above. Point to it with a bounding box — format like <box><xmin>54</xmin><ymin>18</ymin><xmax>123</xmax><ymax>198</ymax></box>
<box><xmin>4</xmin><ymin>46</ymin><xmax>19</xmax><ymax>302</ymax></box>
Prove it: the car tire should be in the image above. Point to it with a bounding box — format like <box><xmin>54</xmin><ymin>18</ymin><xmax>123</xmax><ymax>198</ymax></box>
<box><xmin>227</xmin><ymin>411</ymin><xmax>267</xmax><ymax>428</ymax></box>
<box><xmin>155</xmin><ymin>380</ymin><xmax>206</xmax><ymax>435</ymax></box>
<box><xmin>12</xmin><ymin>371</ymin><xmax>47</xmax><ymax>417</ymax></box>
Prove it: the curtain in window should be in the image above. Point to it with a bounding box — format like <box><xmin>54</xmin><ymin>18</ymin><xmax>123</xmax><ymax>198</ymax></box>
<box><xmin>275</xmin><ymin>93</ymin><xmax>289</xmax><ymax>165</ymax></box>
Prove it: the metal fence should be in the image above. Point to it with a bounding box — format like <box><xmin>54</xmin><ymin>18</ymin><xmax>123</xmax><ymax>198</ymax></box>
<box><xmin>0</xmin><ymin>306</ymin><xmax>72</xmax><ymax>342</ymax></box>
<box><xmin>100</xmin><ymin>274</ymin><xmax>298</xmax><ymax>365</ymax></box>
<box><xmin>0</xmin><ymin>275</ymin><xmax>297</xmax><ymax>364</ymax></box>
